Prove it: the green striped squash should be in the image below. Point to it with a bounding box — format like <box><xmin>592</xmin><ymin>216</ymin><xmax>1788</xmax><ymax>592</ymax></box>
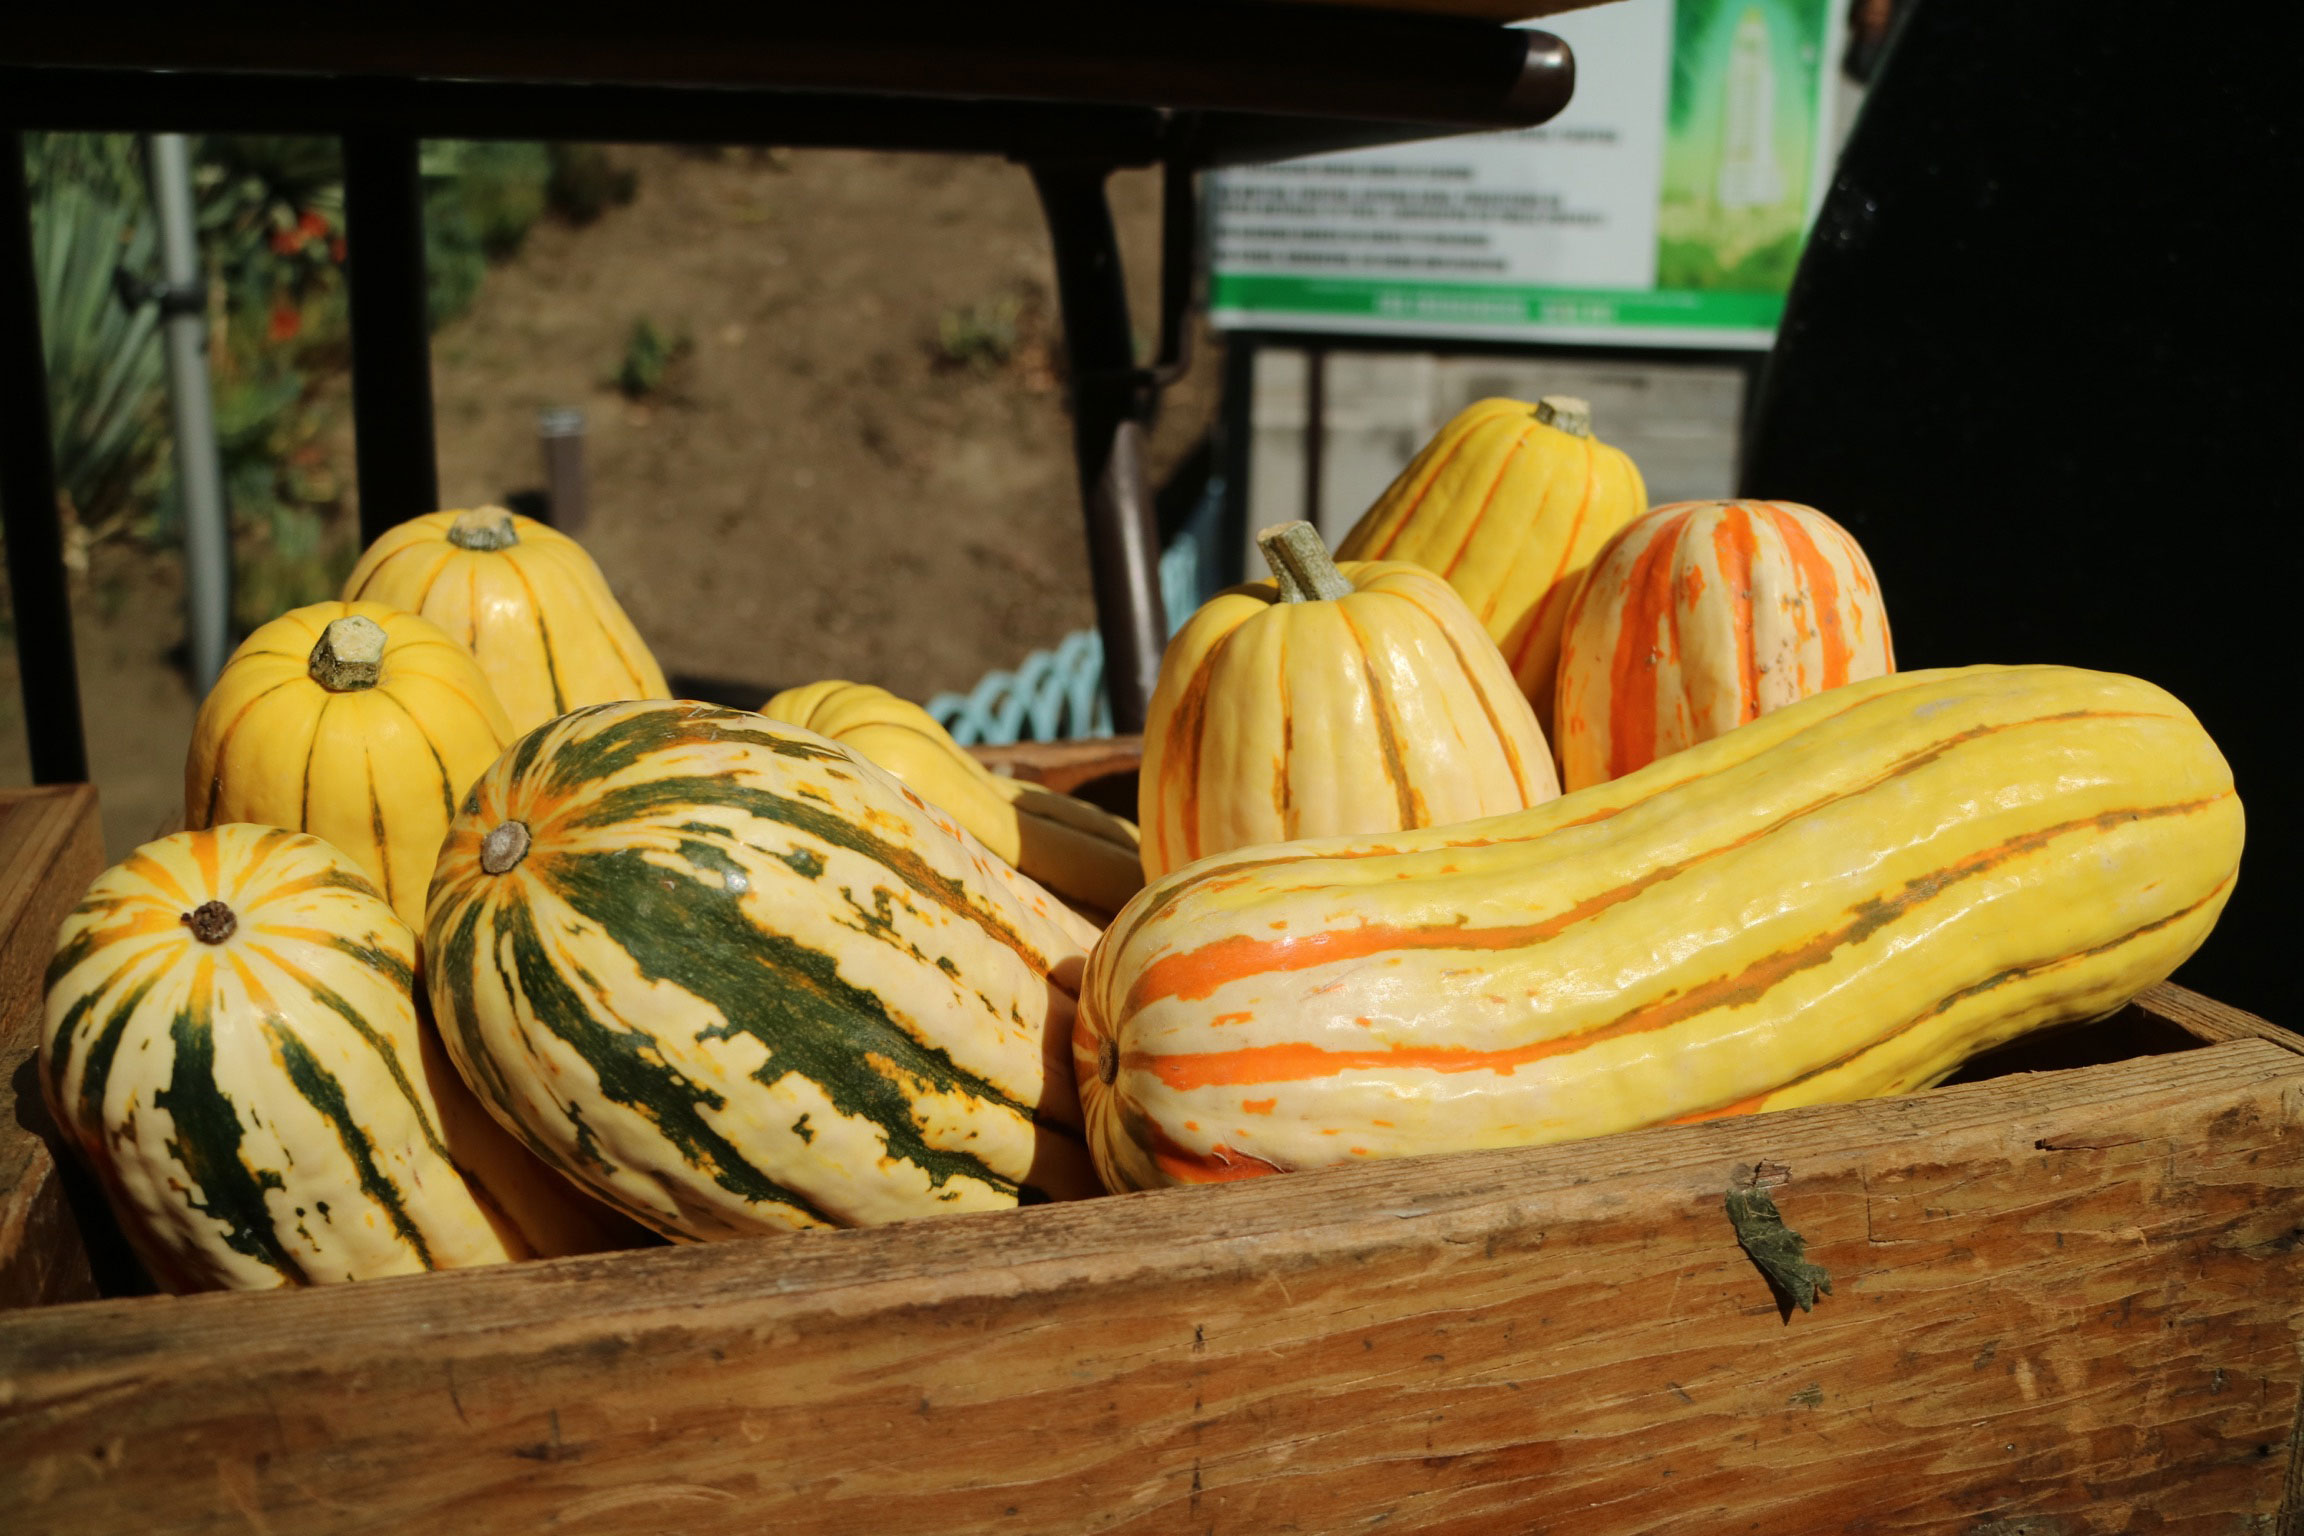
<box><xmin>424</xmin><ymin>701</ymin><xmax>1104</xmax><ymax>1241</ymax></box>
<box><xmin>40</xmin><ymin>825</ymin><xmax>634</xmax><ymax>1291</ymax></box>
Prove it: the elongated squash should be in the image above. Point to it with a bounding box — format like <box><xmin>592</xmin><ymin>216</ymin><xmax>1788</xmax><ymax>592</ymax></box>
<box><xmin>1335</xmin><ymin>396</ymin><xmax>1647</xmax><ymax>723</ymax></box>
<box><xmin>1078</xmin><ymin>665</ymin><xmax>2242</xmax><ymax>1191</ymax></box>
<box><xmin>1139</xmin><ymin>522</ymin><xmax>1558</xmax><ymax>881</ymax></box>
<box><xmin>342</xmin><ymin>507</ymin><xmax>669</xmax><ymax>734</ymax></box>
<box><xmin>41</xmin><ymin>826</ymin><xmax>637</xmax><ymax>1291</ymax></box>
<box><xmin>1555</xmin><ymin>499</ymin><xmax>1894</xmax><ymax>791</ymax></box>
<box><xmin>185</xmin><ymin>601</ymin><xmax>514</xmax><ymax>932</ymax></box>
<box><xmin>763</xmin><ymin>680</ymin><xmax>1144</xmax><ymax>920</ymax></box>
<box><xmin>425</xmin><ymin>701</ymin><xmax>1102</xmax><ymax>1242</ymax></box>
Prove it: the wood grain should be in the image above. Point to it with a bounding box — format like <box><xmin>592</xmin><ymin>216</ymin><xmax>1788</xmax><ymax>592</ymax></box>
<box><xmin>5</xmin><ymin>1021</ymin><xmax>2302</xmax><ymax>1534</ymax></box>
<box><xmin>0</xmin><ymin>786</ymin><xmax>105</xmax><ymax>1310</ymax></box>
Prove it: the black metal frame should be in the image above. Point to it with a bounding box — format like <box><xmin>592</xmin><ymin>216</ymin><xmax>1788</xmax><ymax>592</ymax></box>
<box><xmin>3</xmin><ymin>7</ymin><xmax>1574</xmax><ymax>774</ymax></box>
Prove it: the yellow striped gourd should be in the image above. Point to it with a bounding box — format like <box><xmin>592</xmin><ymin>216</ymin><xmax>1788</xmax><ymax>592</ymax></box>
<box><xmin>1078</xmin><ymin>665</ymin><xmax>2242</xmax><ymax>1190</ymax></box>
<box><xmin>41</xmin><ymin>826</ymin><xmax>634</xmax><ymax>1290</ymax></box>
<box><xmin>425</xmin><ymin>701</ymin><xmax>1103</xmax><ymax>1241</ymax></box>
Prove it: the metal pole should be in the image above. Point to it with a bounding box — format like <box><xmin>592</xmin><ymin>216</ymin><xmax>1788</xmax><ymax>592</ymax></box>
<box><xmin>539</xmin><ymin>407</ymin><xmax>587</xmax><ymax>534</ymax></box>
<box><xmin>149</xmin><ymin>133</ymin><xmax>230</xmax><ymax>692</ymax></box>
<box><xmin>1030</xmin><ymin>161</ymin><xmax>1165</xmax><ymax>734</ymax></box>
<box><xmin>0</xmin><ymin>128</ymin><xmax>90</xmax><ymax>784</ymax></box>
<box><xmin>342</xmin><ymin>132</ymin><xmax>438</xmax><ymax>544</ymax></box>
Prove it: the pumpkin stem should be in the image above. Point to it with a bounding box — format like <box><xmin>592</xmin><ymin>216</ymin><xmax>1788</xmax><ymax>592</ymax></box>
<box><xmin>307</xmin><ymin>615</ymin><xmax>387</xmax><ymax>692</ymax></box>
<box><xmin>448</xmin><ymin>507</ymin><xmax>521</xmax><ymax>552</ymax></box>
<box><xmin>180</xmin><ymin>900</ymin><xmax>237</xmax><ymax>945</ymax></box>
<box><xmin>1256</xmin><ymin>521</ymin><xmax>1354</xmax><ymax>604</ymax></box>
<box><xmin>1534</xmin><ymin>395</ymin><xmax>1593</xmax><ymax>438</ymax></box>
<box><xmin>480</xmin><ymin>820</ymin><xmax>532</xmax><ymax>875</ymax></box>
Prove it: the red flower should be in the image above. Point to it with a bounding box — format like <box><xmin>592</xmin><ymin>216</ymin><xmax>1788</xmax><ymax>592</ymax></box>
<box><xmin>297</xmin><ymin>209</ymin><xmax>329</xmax><ymax>240</ymax></box>
<box><xmin>268</xmin><ymin>298</ymin><xmax>302</xmax><ymax>343</ymax></box>
<box><xmin>328</xmin><ymin>237</ymin><xmax>347</xmax><ymax>264</ymax></box>
<box><xmin>269</xmin><ymin>226</ymin><xmax>303</xmax><ymax>255</ymax></box>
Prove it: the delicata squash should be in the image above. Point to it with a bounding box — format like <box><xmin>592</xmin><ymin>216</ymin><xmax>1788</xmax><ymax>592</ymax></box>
<box><xmin>1077</xmin><ymin>665</ymin><xmax>2242</xmax><ymax>1191</ymax></box>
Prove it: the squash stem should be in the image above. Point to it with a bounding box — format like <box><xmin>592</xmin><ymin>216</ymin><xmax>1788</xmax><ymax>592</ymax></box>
<box><xmin>180</xmin><ymin>900</ymin><xmax>236</xmax><ymax>945</ymax></box>
<box><xmin>307</xmin><ymin>615</ymin><xmax>387</xmax><ymax>692</ymax></box>
<box><xmin>1534</xmin><ymin>395</ymin><xmax>1593</xmax><ymax>438</ymax></box>
<box><xmin>1257</xmin><ymin>521</ymin><xmax>1354</xmax><ymax>604</ymax></box>
<box><xmin>448</xmin><ymin>507</ymin><xmax>521</xmax><ymax>551</ymax></box>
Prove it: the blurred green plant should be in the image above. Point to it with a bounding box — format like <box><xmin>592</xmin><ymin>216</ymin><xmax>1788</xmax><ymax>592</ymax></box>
<box><xmin>14</xmin><ymin>133</ymin><xmax>618</xmax><ymax>636</ymax></box>
<box><xmin>937</xmin><ymin>296</ymin><xmax>1021</xmax><ymax>374</ymax></box>
<box><xmin>613</xmin><ymin>317</ymin><xmax>691</xmax><ymax>399</ymax></box>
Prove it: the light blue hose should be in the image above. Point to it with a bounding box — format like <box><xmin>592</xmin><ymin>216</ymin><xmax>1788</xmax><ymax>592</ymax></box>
<box><xmin>929</xmin><ymin>481</ymin><xmax>1225</xmax><ymax>746</ymax></box>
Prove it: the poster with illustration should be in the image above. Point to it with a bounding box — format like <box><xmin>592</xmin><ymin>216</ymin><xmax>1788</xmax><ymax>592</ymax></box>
<box><xmin>1208</xmin><ymin>0</ymin><xmax>1844</xmax><ymax>348</ymax></box>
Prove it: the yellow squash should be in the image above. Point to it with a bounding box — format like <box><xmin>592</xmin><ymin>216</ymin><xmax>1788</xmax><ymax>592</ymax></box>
<box><xmin>1139</xmin><ymin>521</ymin><xmax>1558</xmax><ymax>882</ymax></box>
<box><xmin>185</xmin><ymin>601</ymin><xmax>513</xmax><ymax>932</ymax></box>
<box><xmin>1080</xmin><ymin>665</ymin><xmax>2242</xmax><ymax>1191</ymax></box>
<box><xmin>763</xmin><ymin>680</ymin><xmax>1144</xmax><ymax>921</ymax></box>
<box><xmin>342</xmin><ymin>506</ymin><xmax>669</xmax><ymax>734</ymax></box>
<box><xmin>41</xmin><ymin>826</ymin><xmax>636</xmax><ymax>1290</ymax></box>
<box><xmin>1336</xmin><ymin>395</ymin><xmax>1647</xmax><ymax>724</ymax></box>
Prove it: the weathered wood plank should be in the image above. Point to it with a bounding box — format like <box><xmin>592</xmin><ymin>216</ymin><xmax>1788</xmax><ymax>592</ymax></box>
<box><xmin>4</xmin><ymin>1034</ymin><xmax>2300</xmax><ymax>1534</ymax></box>
<box><xmin>0</xmin><ymin>785</ymin><xmax>105</xmax><ymax>1310</ymax></box>
<box><xmin>2139</xmin><ymin>980</ymin><xmax>2304</xmax><ymax>1052</ymax></box>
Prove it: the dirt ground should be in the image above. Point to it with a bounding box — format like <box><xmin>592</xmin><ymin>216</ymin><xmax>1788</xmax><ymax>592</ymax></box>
<box><xmin>3</xmin><ymin>145</ymin><xmax>1220</xmax><ymax>858</ymax></box>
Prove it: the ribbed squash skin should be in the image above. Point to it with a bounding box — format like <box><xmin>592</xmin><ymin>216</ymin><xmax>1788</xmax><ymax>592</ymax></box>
<box><xmin>1555</xmin><ymin>499</ymin><xmax>1894</xmax><ymax>791</ymax></box>
<box><xmin>763</xmin><ymin>680</ymin><xmax>1145</xmax><ymax>920</ymax></box>
<box><xmin>342</xmin><ymin>507</ymin><xmax>670</xmax><ymax>734</ymax></box>
<box><xmin>1335</xmin><ymin>397</ymin><xmax>1647</xmax><ymax>722</ymax></box>
<box><xmin>1079</xmin><ymin>666</ymin><xmax>2241</xmax><ymax>1191</ymax></box>
<box><xmin>41</xmin><ymin>826</ymin><xmax>633</xmax><ymax>1291</ymax></box>
<box><xmin>185</xmin><ymin>600</ymin><xmax>513</xmax><ymax>931</ymax></box>
<box><xmin>425</xmin><ymin>701</ymin><xmax>1103</xmax><ymax>1241</ymax></box>
<box><xmin>1139</xmin><ymin>556</ymin><xmax>1559</xmax><ymax>881</ymax></box>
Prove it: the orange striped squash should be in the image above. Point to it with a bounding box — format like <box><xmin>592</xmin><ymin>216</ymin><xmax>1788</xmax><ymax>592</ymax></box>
<box><xmin>1554</xmin><ymin>499</ymin><xmax>1893</xmax><ymax>791</ymax></box>
<box><xmin>1138</xmin><ymin>521</ymin><xmax>1558</xmax><ymax>882</ymax></box>
<box><xmin>1078</xmin><ymin>665</ymin><xmax>2241</xmax><ymax>1191</ymax></box>
<box><xmin>1335</xmin><ymin>395</ymin><xmax>1647</xmax><ymax>724</ymax></box>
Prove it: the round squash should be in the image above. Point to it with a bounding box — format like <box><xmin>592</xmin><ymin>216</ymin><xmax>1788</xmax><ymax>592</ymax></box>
<box><xmin>1080</xmin><ymin>665</ymin><xmax>2241</xmax><ymax>1191</ymax></box>
<box><xmin>1139</xmin><ymin>521</ymin><xmax>1559</xmax><ymax>882</ymax></box>
<box><xmin>40</xmin><ymin>825</ymin><xmax>636</xmax><ymax>1291</ymax></box>
<box><xmin>341</xmin><ymin>507</ymin><xmax>670</xmax><ymax>734</ymax></box>
<box><xmin>1335</xmin><ymin>395</ymin><xmax>1647</xmax><ymax>723</ymax></box>
<box><xmin>185</xmin><ymin>601</ymin><xmax>514</xmax><ymax>932</ymax></box>
<box><xmin>763</xmin><ymin>679</ymin><xmax>1145</xmax><ymax>921</ymax></box>
<box><xmin>425</xmin><ymin>701</ymin><xmax>1102</xmax><ymax>1242</ymax></box>
<box><xmin>1554</xmin><ymin>499</ymin><xmax>1894</xmax><ymax>791</ymax></box>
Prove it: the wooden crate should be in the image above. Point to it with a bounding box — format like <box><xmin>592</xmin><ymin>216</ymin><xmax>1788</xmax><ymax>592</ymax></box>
<box><xmin>5</xmin><ymin>768</ymin><xmax>2303</xmax><ymax>1534</ymax></box>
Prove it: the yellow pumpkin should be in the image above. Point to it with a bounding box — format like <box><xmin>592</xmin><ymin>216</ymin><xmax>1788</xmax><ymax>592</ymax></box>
<box><xmin>341</xmin><ymin>506</ymin><xmax>670</xmax><ymax>734</ymax></box>
<box><xmin>762</xmin><ymin>680</ymin><xmax>1145</xmax><ymax>921</ymax></box>
<box><xmin>1335</xmin><ymin>395</ymin><xmax>1647</xmax><ymax>724</ymax></box>
<box><xmin>41</xmin><ymin>825</ymin><xmax>637</xmax><ymax>1290</ymax></box>
<box><xmin>185</xmin><ymin>601</ymin><xmax>512</xmax><ymax>931</ymax></box>
<box><xmin>1138</xmin><ymin>521</ymin><xmax>1559</xmax><ymax>882</ymax></box>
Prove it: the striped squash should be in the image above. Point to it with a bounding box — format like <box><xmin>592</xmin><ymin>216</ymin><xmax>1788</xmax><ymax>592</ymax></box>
<box><xmin>185</xmin><ymin>601</ymin><xmax>514</xmax><ymax>932</ymax></box>
<box><xmin>763</xmin><ymin>679</ymin><xmax>1145</xmax><ymax>921</ymax></box>
<box><xmin>342</xmin><ymin>507</ymin><xmax>670</xmax><ymax>735</ymax></box>
<box><xmin>1555</xmin><ymin>499</ymin><xmax>1894</xmax><ymax>791</ymax></box>
<box><xmin>1139</xmin><ymin>522</ymin><xmax>1558</xmax><ymax>882</ymax></box>
<box><xmin>40</xmin><ymin>826</ymin><xmax>637</xmax><ymax>1291</ymax></box>
<box><xmin>1335</xmin><ymin>395</ymin><xmax>1647</xmax><ymax>724</ymax></box>
<box><xmin>1078</xmin><ymin>665</ymin><xmax>2241</xmax><ymax>1191</ymax></box>
<box><xmin>425</xmin><ymin>701</ymin><xmax>1103</xmax><ymax>1241</ymax></box>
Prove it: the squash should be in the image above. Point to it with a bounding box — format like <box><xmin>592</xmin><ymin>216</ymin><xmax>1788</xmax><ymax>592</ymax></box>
<box><xmin>424</xmin><ymin>701</ymin><xmax>1103</xmax><ymax>1241</ymax></box>
<box><xmin>40</xmin><ymin>825</ymin><xmax>637</xmax><ymax>1291</ymax></box>
<box><xmin>1139</xmin><ymin>521</ymin><xmax>1558</xmax><ymax>882</ymax></box>
<box><xmin>184</xmin><ymin>601</ymin><xmax>513</xmax><ymax>933</ymax></box>
<box><xmin>1335</xmin><ymin>395</ymin><xmax>1647</xmax><ymax>724</ymax></box>
<box><xmin>341</xmin><ymin>506</ymin><xmax>670</xmax><ymax>734</ymax></box>
<box><xmin>763</xmin><ymin>679</ymin><xmax>1144</xmax><ymax>922</ymax></box>
<box><xmin>1554</xmin><ymin>499</ymin><xmax>1895</xmax><ymax>791</ymax></box>
<box><xmin>1078</xmin><ymin>665</ymin><xmax>2241</xmax><ymax>1191</ymax></box>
